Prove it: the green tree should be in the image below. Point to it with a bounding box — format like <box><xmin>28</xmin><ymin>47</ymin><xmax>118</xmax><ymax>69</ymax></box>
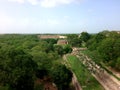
<box><xmin>98</xmin><ymin>38</ymin><xmax>120</xmax><ymax>67</ymax></box>
<box><xmin>0</xmin><ymin>48</ymin><xmax>37</xmax><ymax>90</ymax></box>
<box><xmin>87</xmin><ymin>32</ymin><xmax>106</xmax><ymax>50</ymax></box>
<box><xmin>98</xmin><ymin>38</ymin><xmax>115</xmax><ymax>63</ymax></box>
<box><xmin>63</xmin><ymin>44</ymin><xmax>72</xmax><ymax>54</ymax></box>
<box><xmin>32</xmin><ymin>52</ymin><xmax>52</xmax><ymax>78</ymax></box>
<box><xmin>80</xmin><ymin>32</ymin><xmax>90</xmax><ymax>42</ymax></box>
<box><xmin>116</xmin><ymin>57</ymin><xmax>120</xmax><ymax>70</ymax></box>
<box><xmin>67</xmin><ymin>34</ymin><xmax>81</xmax><ymax>47</ymax></box>
<box><xmin>54</xmin><ymin>45</ymin><xmax>64</xmax><ymax>56</ymax></box>
<box><xmin>95</xmin><ymin>33</ymin><xmax>106</xmax><ymax>43</ymax></box>
<box><xmin>43</xmin><ymin>39</ymin><xmax>58</xmax><ymax>44</ymax></box>
<box><xmin>51</xmin><ymin>65</ymin><xmax>72</xmax><ymax>90</ymax></box>
<box><xmin>113</xmin><ymin>39</ymin><xmax>120</xmax><ymax>58</ymax></box>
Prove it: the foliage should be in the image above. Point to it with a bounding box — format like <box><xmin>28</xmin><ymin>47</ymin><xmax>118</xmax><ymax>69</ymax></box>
<box><xmin>116</xmin><ymin>57</ymin><xmax>120</xmax><ymax>70</ymax></box>
<box><xmin>86</xmin><ymin>30</ymin><xmax>120</xmax><ymax>70</ymax></box>
<box><xmin>51</xmin><ymin>65</ymin><xmax>72</xmax><ymax>90</ymax></box>
<box><xmin>0</xmin><ymin>34</ymin><xmax>73</xmax><ymax>90</ymax></box>
<box><xmin>34</xmin><ymin>83</ymin><xmax>44</xmax><ymax>90</ymax></box>
<box><xmin>98</xmin><ymin>38</ymin><xmax>115</xmax><ymax>62</ymax></box>
<box><xmin>67</xmin><ymin>55</ymin><xmax>104</xmax><ymax>90</ymax></box>
<box><xmin>67</xmin><ymin>34</ymin><xmax>81</xmax><ymax>47</ymax></box>
<box><xmin>0</xmin><ymin>48</ymin><xmax>37</xmax><ymax>90</ymax></box>
<box><xmin>80</xmin><ymin>32</ymin><xmax>91</xmax><ymax>42</ymax></box>
<box><xmin>63</xmin><ymin>44</ymin><xmax>72</xmax><ymax>54</ymax></box>
<box><xmin>0</xmin><ymin>86</ymin><xmax>8</xmax><ymax>90</ymax></box>
<box><xmin>0</xmin><ymin>35</ymin><xmax>53</xmax><ymax>89</ymax></box>
<box><xmin>81</xmin><ymin>49</ymin><xmax>120</xmax><ymax>80</ymax></box>
<box><xmin>43</xmin><ymin>38</ymin><xmax>58</xmax><ymax>44</ymax></box>
<box><xmin>32</xmin><ymin>51</ymin><xmax>52</xmax><ymax>79</ymax></box>
<box><xmin>54</xmin><ymin>45</ymin><xmax>64</xmax><ymax>56</ymax></box>
<box><xmin>86</xmin><ymin>32</ymin><xmax>106</xmax><ymax>50</ymax></box>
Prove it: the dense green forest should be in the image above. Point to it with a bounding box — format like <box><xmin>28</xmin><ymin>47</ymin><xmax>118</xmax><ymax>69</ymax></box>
<box><xmin>0</xmin><ymin>31</ymin><xmax>120</xmax><ymax>90</ymax></box>
<box><xmin>86</xmin><ymin>31</ymin><xmax>120</xmax><ymax>71</ymax></box>
<box><xmin>0</xmin><ymin>34</ymin><xmax>72</xmax><ymax>90</ymax></box>
<box><xmin>67</xmin><ymin>31</ymin><xmax>120</xmax><ymax>71</ymax></box>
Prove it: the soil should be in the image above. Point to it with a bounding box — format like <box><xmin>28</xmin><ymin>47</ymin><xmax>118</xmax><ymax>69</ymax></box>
<box><xmin>35</xmin><ymin>78</ymin><xmax>57</xmax><ymax>90</ymax></box>
<box><xmin>44</xmin><ymin>81</ymin><xmax>57</xmax><ymax>90</ymax></box>
<box><xmin>109</xmin><ymin>67</ymin><xmax>120</xmax><ymax>78</ymax></box>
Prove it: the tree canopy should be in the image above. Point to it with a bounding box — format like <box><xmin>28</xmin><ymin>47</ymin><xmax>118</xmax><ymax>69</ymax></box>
<box><xmin>0</xmin><ymin>34</ymin><xmax>73</xmax><ymax>90</ymax></box>
<box><xmin>51</xmin><ymin>65</ymin><xmax>72</xmax><ymax>90</ymax></box>
<box><xmin>0</xmin><ymin>48</ymin><xmax>37</xmax><ymax>90</ymax></box>
<box><xmin>85</xmin><ymin>31</ymin><xmax>120</xmax><ymax>70</ymax></box>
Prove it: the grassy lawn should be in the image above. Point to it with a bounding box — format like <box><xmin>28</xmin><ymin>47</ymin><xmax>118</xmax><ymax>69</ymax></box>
<box><xmin>66</xmin><ymin>55</ymin><xmax>104</xmax><ymax>90</ymax></box>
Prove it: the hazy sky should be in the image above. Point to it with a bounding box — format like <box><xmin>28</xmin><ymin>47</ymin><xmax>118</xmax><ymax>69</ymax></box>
<box><xmin>0</xmin><ymin>0</ymin><xmax>120</xmax><ymax>33</ymax></box>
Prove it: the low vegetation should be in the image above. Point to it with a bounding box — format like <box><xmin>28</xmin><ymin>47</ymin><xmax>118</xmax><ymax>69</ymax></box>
<box><xmin>66</xmin><ymin>55</ymin><xmax>104</xmax><ymax>90</ymax></box>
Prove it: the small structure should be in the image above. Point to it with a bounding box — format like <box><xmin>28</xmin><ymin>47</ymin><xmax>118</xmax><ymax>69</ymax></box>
<box><xmin>38</xmin><ymin>35</ymin><xmax>59</xmax><ymax>39</ymax></box>
<box><xmin>59</xmin><ymin>36</ymin><xmax>67</xmax><ymax>39</ymax></box>
<box><xmin>38</xmin><ymin>35</ymin><xmax>67</xmax><ymax>39</ymax></box>
<box><xmin>117</xmin><ymin>31</ymin><xmax>120</xmax><ymax>34</ymax></box>
<box><xmin>57</xmin><ymin>40</ymin><xmax>68</xmax><ymax>45</ymax></box>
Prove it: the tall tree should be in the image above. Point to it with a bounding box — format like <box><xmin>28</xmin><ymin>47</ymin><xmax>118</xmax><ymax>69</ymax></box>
<box><xmin>80</xmin><ymin>32</ymin><xmax>90</xmax><ymax>42</ymax></box>
<box><xmin>51</xmin><ymin>65</ymin><xmax>72</xmax><ymax>90</ymax></box>
<box><xmin>67</xmin><ymin>34</ymin><xmax>81</xmax><ymax>47</ymax></box>
<box><xmin>0</xmin><ymin>48</ymin><xmax>37</xmax><ymax>90</ymax></box>
<box><xmin>54</xmin><ymin>45</ymin><xmax>64</xmax><ymax>56</ymax></box>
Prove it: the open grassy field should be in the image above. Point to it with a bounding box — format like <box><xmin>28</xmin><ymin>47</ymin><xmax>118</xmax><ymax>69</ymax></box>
<box><xmin>66</xmin><ymin>55</ymin><xmax>104</xmax><ymax>90</ymax></box>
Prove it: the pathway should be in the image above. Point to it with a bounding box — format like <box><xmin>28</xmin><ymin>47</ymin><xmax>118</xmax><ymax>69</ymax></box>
<box><xmin>72</xmin><ymin>48</ymin><xmax>120</xmax><ymax>90</ymax></box>
<box><xmin>63</xmin><ymin>55</ymin><xmax>82</xmax><ymax>90</ymax></box>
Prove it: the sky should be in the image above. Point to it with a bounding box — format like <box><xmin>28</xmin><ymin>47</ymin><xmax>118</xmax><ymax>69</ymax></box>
<box><xmin>0</xmin><ymin>0</ymin><xmax>120</xmax><ymax>34</ymax></box>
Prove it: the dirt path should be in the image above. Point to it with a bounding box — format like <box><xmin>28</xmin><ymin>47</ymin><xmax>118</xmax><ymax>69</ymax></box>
<box><xmin>93</xmin><ymin>71</ymin><xmax>120</xmax><ymax>90</ymax></box>
<box><xmin>44</xmin><ymin>81</ymin><xmax>57</xmax><ymax>90</ymax></box>
<box><xmin>72</xmin><ymin>73</ymin><xmax>82</xmax><ymax>90</ymax></box>
<box><xmin>73</xmin><ymin>48</ymin><xmax>120</xmax><ymax>90</ymax></box>
<box><xmin>63</xmin><ymin>55</ymin><xmax>82</xmax><ymax>90</ymax></box>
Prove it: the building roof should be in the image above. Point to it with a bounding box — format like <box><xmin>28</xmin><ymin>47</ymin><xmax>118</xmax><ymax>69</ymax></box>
<box><xmin>57</xmin><ymin>40</ymin><xmax>68</xmax><ymax>45</ymax></box>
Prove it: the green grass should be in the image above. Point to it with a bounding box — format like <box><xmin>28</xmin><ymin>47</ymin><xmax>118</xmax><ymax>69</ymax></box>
<box><xmin>66</xmin><ymin>55</ymin><xmax>104</xmax><ymax>90</ymax></box>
